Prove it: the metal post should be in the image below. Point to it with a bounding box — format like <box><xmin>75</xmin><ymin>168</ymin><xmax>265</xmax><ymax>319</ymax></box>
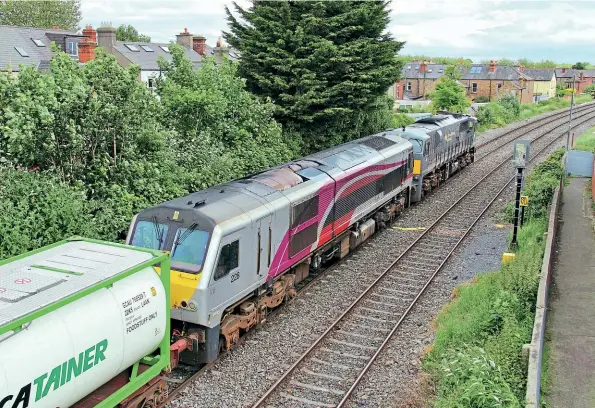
<box><xmin>566</xmin><ymin>75</ymin><xmax>576</xmax><ymax>151</ymax></box>
<box><xmin>511</xmin><ymin>167</ymin><xmax>523</xmax><ymax>249</ymax></box>
<box><xmin>520</xmin><ymin>205</ymin><xmax>525</xmax><ymax>228</ymax></box>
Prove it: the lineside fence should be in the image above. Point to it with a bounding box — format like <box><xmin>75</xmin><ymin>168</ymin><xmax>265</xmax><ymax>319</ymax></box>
<box><xmin>524</xmin><ymin>157</ymin><xmax>564</xmax><ymax>408</ymax></box>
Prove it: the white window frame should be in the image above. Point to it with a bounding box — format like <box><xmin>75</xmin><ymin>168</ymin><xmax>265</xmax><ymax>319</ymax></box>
<box><xmin>406</xmin><ymin>82</ymin><xmax>412</xmax><ymax>91</ymax></box>
<box><xmin>471</xmin><ymin>82</ymin><xmax>478</xmax><ymax>93</ymax></box>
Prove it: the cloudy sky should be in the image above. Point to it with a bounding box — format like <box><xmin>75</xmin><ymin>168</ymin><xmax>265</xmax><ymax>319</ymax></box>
<box><xmin>81</xmin><ymin>0</ymin><xmax>593</xmax><ymax>64</ymax></box>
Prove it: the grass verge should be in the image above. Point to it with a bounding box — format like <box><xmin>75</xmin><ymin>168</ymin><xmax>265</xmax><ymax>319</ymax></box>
<box><xmin>572</xmin><ymin>125</ymin><xmax>595</xmax><ymax>152</ymax></box>
<box><xmin>421</xmin><ymin>150</ymin><xmax>564</xmax><ymax>407</ymax></box>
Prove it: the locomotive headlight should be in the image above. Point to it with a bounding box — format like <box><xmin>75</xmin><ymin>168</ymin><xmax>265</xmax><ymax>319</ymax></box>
<box><xmin>189</xmin><ymin>300</ymin><xmax>198</xmax><ymax>311</ymax></box>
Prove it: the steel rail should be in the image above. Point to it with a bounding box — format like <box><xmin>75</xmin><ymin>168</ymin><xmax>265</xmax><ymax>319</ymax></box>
<box><xmin>475</xmin><ymin>101</ymin><xmax>595</xmax><ymax>150</ymax></box>
<box><xmin>251</xmin><ymin>110</ymin><xmax>595</xmax><ymax>408</ymax></box>
<box><xmin>475</xmin><ymin>104</ymin><xmax>595</xmax><ymax>160</ymax></box>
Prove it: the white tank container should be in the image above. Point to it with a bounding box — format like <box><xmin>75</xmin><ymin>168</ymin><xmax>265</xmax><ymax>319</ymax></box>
<box><xmin>0</xmin><ymin>268</ymin><xmax>166</xmax><ymax>408</ymax></box>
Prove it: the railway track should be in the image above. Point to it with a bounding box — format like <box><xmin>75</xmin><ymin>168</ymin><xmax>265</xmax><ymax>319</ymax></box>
<box><xmin>159</xmin><ymin>105</ymin><xmax>595</xmax><ymax>408</ymax></box>
<box><xmin>475</xmin><ymin>101</ymin><xmax>595</xmax><ymax>151</ymax></box>
<box><xmin>248</xmin><ymin>111</ymin><xmax>595</xmax><ymax>408</ymax></box>
<box><xmin>475</xmin><ymin>102</ymin><xmax>595</xmax><ymax>161</ymax></box>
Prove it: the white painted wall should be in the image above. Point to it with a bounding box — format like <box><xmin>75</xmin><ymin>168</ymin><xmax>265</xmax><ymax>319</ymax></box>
<box><xmin>140</xmin><ymin>70</ymin><xmax>160</xmax><ymax>89</ymax></box>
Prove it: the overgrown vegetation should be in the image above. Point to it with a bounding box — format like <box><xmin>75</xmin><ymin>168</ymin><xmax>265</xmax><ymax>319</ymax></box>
<box><xmin>477</xmin><ymin>95</ymin><xmax>592</xmax><ymax>131</ymax></box>
<box><xmin>428</xmin><ymin>65</ymin><xmax>470</xmax><ymax>113</ymax></box>
<box><xmin>572</xmin><ymin>125</ymin><xmax>595</xmax><ymax>152</ymax></box>
<box><xmin>0</xmin><ymin>45</ymin><xmax>292</xmax><ymax>258</ymax></box>
<box><xmin>424</xmin><ymin>150</ymin><xmax>564</xmax><ymax>407</ymax></box>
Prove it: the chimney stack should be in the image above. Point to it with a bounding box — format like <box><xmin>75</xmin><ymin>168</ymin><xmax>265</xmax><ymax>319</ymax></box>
<box><xmin>97</xmin><ymin>24</ymin><xmax>116</xmax><ymax>54</ymax></box>
<box><xmin>51</xmin><ymin>25</ymin><xmax>60</xmax><ymax>30</ymax></box>
<box><xmin>489</xmin><ymin>60</ymin><xmax>496</xmax><ymax>73</ymax></box>
<box><xmin>420</xmin><ymin>60</ymin><xmax>427</xmax><ymax>73</ymax></box>
<box><xmin>78</xmin><ymin>25</ymin><xmax>97</xmax><ymax>63</ymax></box>
<box><xmin>580</xmin><ymin>71</ymin><xmax>584</xmax><ymax>80</ymax></box>
<box><xmin>562</xmin><ymin>67</ymin><xmax>567</xmax><ymax>73</ymax></box>
<box><xmin>192</xmin><ymin>34</ymin><xmax>207</xmax><ymax>56</ymax></box>
<box><xmin>214</xmin><ymin>36</ymin><xmax>229</xmax><ymax>63</ymax></box>
<box><xmin>176</xmin><ymin>28</ymin><xmax>193</xmax><ymax>49</ymax></box>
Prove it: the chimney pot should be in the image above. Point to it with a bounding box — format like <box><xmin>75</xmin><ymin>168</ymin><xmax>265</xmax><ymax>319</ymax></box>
<box><xmin>51</xmin><ymin>25</ymin><xmax>60</xmax><ymax>30</ymax></box>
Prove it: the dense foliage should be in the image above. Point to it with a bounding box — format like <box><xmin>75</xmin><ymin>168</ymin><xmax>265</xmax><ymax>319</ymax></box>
<box><xmin>0</xmin><ymin>0</ymin><xmax>81</xmax><ymax>30</ymax></box>
<box><xmin>424</xmin><ymin>149</ymin><xmax>564</xmax><ymax>407</ymax></box>
<box><xmin>0</xmin><ymin>45</ymin><xmax>292</xmax><ymax>256</ymax></box>
<box><xmin>224</xmin><ymin>0</ymin><xmax>403</xmax><ymax>152</ymax></box>
<box><xmin>116</xmin><ymin>24</ymin><xmax>151</xmax><ymax>42</ymax></box>
<box><xmin>428</xmin><ymin>65</ymin><xmax>470</xmax><ymax>113</ymax></box>
<box><xmin>156</xmin><ymin>44</ymin><xmax>294</xmax><ymax>191</ymax></box>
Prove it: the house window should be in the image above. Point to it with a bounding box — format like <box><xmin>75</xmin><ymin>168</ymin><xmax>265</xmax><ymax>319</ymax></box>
<box><xmin>32</xmin><ymin>38</ymin><xmax>45</xmax><ymax>47</ymax></box>
<box><xmin>214</xmin><ymin>240</ymin><xmax>239</xmax><ymax>280</ymax></box>
<box><xmin>472</xmin><ymin>83</ymin><xmax>478</xmax><ymax>93</ymax></box>
<box><xmin>148</xmin><ymin>78</ymin><xmax>154</xmax><ymax>88</ymax></box>
<box><xmin>497</xmin><ymin>83</ymin><xmax>502</xmax><ymax>93</ymax></box>
<box><xmin>406</xmin><ymin>82</ymin><xmax>412</xmax><ymax>91</ymax></box>
<box><xmin>66</xmin><ymin>38</ymin><xmax>79</xmax><ymax>56</ymax></box>
<box><xmin>140</xmin><ymin>45</ymin><xmax>153</xmax><ymax>52</ymax></box>
<box><xmin>160</xmin><ymin>45</ymin><xmax>170</xmax><ymax>53</ymax></box>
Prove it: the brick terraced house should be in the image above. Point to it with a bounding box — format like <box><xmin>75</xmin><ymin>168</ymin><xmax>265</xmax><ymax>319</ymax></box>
<box><xmin>394</xmin><ymin>60</ymin><xmax>447</xmax><ymax>100</ymax></box>
<box><xmin>555</xmin><ymin>68</ymin><xmax>595</xmax><ymax>94</ymax></box>
<box><xmin>461</xmin><ymin>61</ymin><xmax>534</xmax><ymax>103</ymax></box>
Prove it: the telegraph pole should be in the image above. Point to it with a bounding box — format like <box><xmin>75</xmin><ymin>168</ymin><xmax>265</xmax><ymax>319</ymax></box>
<box><xmin>566</xmin><ymin>74</ymin><xmax>576</xmax><ymax>151</ymax></box>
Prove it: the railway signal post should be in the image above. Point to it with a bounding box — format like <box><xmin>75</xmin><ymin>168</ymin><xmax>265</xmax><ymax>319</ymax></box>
<box><xmin>511</xmin><ymin>140</ymin><xmax>531</xmax><ymax>249</ymax></box>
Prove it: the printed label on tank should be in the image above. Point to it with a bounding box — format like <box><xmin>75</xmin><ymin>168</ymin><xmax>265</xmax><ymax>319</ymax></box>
<box><xmin>0</xmin><ymin>339</ymin><xmax>108</xmax><ymax>408</ymax></box>
<box><xmin>121</xmin><ymin>287</ymin><xmax>158</xmax><ymax>334</ymax></box>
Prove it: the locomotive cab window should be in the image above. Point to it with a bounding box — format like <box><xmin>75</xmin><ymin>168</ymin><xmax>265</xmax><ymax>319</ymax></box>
<box><xmin>215</xmin><ymin>240</ymin><xmax>239</xmax><ymax>280</ymax></box>
<box><xmin>131</xmin><ymin>220</ymin><xmax>169</xmax><ymax>250</ymax></box>
<box><xmin>171</xmin><ymin>227</ymin><xmax>210</xmax><ymax>274</ymax></box>
<box><xmin>423</xmin><ymin>142</ymin><xmax>430</xmax><ymax>156</ymax></box>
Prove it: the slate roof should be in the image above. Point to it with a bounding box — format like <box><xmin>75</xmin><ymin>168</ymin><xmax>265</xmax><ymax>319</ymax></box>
<box><xmin>114</xmin><ymin>41</ymin><xmax>203</xmax><ymax>71</ymax></box>
<box><xmin>579</xmin><ymin>69</ymin><xmax>595</xmax><ymax>78</ymax></box>
<box><xmin>523</xmin><ymin>69</ymin><xmax>555</xmax><ymax>81</ymax></box>
<box><xmin>462</xmin><ymin>64</ymin><xmax>532</xmax><ymax>81</ymax></box>
<box><xmin>555</xmin><ymin>68</ymin><xmax>580</xmax><ymax>78</ymax></box>
<box><xmin>402</xmin><ymin>63</ymin><xmax>447</xmax><ymax>79</ymax></box>
<box><xmin>0</xmin><ymin>25</ymin><xmax>82</xmax><ymax>72</ymax></box>
<box><xmin>114</xmin><ymin>41</ymin><xmax>240</xmax><ymax>71</ymax></box>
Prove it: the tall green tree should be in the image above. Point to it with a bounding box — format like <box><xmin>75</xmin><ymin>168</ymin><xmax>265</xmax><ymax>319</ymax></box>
<box><xmin>116</xmin><ymin>24</ymin><xmax>151</xmax><ymax>42</ymax></box>
<box><xmin>429</xmin><ymin>65</ymin><xmax>470</xmax><ymax>113</ymax></box>
<box><xmin>572</xmin><ymin>62</ymin><xmax>589</xmax><ymax>70</ymax></box>
<box><xmin>224</xmin><ymin>0</ymin><xmax>403</xmax><ymax>152</ymax></box>
<box><xmin>0</xmin><ymin>0</ymin><xmax>81</xmax><ymax>30</ymax></box>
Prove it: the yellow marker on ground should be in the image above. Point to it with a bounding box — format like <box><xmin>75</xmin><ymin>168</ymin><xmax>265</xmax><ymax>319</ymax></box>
<box><xmin>495</xmin><ymin>224</ymin><xmax>507</xmax><ymax>229</ymax></box>
<box><xmin>502</xmin><ymin>252</ymin><xmax>516</xmax><ymax>264</ymax></box>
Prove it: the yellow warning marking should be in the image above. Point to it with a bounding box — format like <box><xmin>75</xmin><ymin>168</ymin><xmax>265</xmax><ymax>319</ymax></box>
<box><xmin>495</xmin><ymin>224</ymin><xmax>507</xmax><ymax>229</ymax></box>
<box><xmin>502</xmin><ymin>252</ymin><xmax>516</xmax><ymax>264</ymax></box>
<box><xmin>393</xmin><ymin>227</ymin><xmax>426</xmax><ymax>231</ymax></box>
<box><xmin>520</xmin><ymin>196</ymin><xmax>529</xmax><ymax>207</ymax></box>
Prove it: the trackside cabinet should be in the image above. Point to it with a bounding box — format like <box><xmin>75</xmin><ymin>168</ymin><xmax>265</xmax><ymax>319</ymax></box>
<box><xmin>0</xmin><ymin>237</ymin><xmax>171</xmax><ymax>408</ymax></box>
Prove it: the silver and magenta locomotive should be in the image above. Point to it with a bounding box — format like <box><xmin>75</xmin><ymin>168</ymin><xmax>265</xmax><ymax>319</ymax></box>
<box><xmin>125</xmin><ymin>112</ymin><xmax>477</xmax><ymax>365</ymax></box>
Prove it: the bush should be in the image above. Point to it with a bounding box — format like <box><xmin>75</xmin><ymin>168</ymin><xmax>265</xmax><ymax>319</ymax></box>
<box><xmin>497</xmin><ymin>93</ymin><xmax>521</xmax><ymax>121</ymax></box>
<box><xmin>474</xmin><ymin>95</ymin><xmax>490</xmax><ymax>103</ymax></box>
<box><xmin>0</xmin><ymin>166</ymin><xmax>98</xmax><ymax>259</ymax></box>
<box><xmin>393</xmin><ymin>112</ymin><xmax>415</xmax><ymax>128</ymax></box>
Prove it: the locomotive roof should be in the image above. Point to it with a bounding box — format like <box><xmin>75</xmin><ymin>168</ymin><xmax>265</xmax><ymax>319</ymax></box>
<box><xmin>144</xmin><ymin>131</ymin><xmax>413</xmax><ymax>226</ymax></box>
<box><xmin>407</xmin><ymin>113</ymin><xmax>470</xmax><ymax>133</ymax></box>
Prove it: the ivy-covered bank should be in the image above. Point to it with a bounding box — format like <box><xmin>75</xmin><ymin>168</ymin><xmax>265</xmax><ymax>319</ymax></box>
<box><xmin>422</xmin><ymin>150</ymin><xmax>564</xmax><ymax>407</ymax></box>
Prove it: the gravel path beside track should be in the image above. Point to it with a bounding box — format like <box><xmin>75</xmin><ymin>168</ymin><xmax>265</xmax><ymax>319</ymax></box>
<box><xmin>168</xmin><ymin>106</ymin><xmax>595</xmax><ymax>408</ymax></box>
